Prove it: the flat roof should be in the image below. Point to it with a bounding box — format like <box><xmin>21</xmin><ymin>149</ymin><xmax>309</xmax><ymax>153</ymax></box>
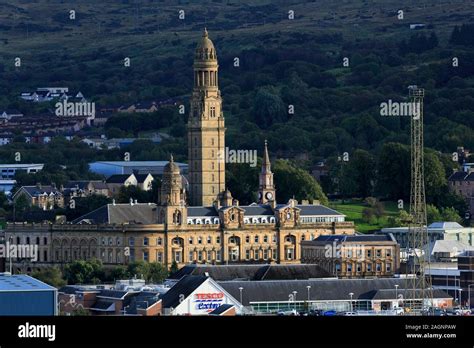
<box><xmin>90</xmin><ymin>161</ymin><xmax>187</xmax><ymax>168</ymax></box>
<box><xmin>0</xmin><ymin>164</ymin><xmax>44</xmax><ymax>168</ymax></box>
<box><xmin>0</xmin><ymin>274</ymin><xmax>57</xmax><ymax>292</ymax></box>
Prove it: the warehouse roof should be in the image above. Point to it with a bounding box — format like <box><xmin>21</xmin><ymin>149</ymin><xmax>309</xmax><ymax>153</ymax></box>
<box><xmin>219</xmin><ymin>278</ymin><xmax>417</xmax><ymax>305</ymax></box>
<box><xmin>168</xmin><ymin>264</ymin><xmax>331</xmax><ymax>281</ymax></box>
<box><xmin>0</xmin><ymin>274</ymin><xmax>56</xmax><ymax>292</ymax></box>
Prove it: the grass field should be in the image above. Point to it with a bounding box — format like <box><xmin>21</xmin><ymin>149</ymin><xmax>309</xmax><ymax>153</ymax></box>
<box><xmin>330</xmin><ymin>199</ymin><xmax>401</xmax><ymax>233</ymax></box>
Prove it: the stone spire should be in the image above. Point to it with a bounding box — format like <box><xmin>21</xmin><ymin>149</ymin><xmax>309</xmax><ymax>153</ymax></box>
<box><xmin>258</xmin><ymin>140</ymin><xmax>276</xmax><ymax>205</ymax></box>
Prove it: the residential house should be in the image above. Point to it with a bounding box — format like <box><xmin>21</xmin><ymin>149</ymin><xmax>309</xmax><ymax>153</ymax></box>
<box><xmin>63</xmin><ymin>180</ymin><xmax>110</xmax><ymax>198</ymax></box>
<box><xmin>448</xmin><ymin>169</ymin><xmax>474</xmax><ymax>216</ymax></box>
<box><xmin>0</xmin><ymin>110</ymin><xmax>23</xmax><ymax>121</ymax></box>
<box><xmin>13</xmin><ymin>184</ymin><xmax>64</xmax><ymax>210</ymax></box>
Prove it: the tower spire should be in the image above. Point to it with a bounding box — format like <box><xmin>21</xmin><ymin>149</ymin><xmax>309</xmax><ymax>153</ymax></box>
<box><xmin>258</xmin><ymin>140</ymin><xmax>275</xmax><ymax>205</ymax></box>
<box><xmin>262</xmin><ymin>139</ymin><xmax>271</xmax><ymax>172</ymax></box>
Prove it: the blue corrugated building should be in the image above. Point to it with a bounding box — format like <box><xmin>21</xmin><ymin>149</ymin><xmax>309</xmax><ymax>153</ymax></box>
<box><xmin>89</xmin><ymin>161</ymin><xmax>188</xmax><ymax>177</ymax></box>
<box><xmin>0</xmin><ymin>273</ymin><xmax>57</xmax><ymax>316</ymax></box>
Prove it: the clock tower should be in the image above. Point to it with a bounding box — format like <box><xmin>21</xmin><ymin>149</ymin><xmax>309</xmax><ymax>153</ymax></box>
<box><xmin>258</xmin><ymin>140</ymin><xmax>276</xmax><ymax>205</ymax></box>
<box><xmin>188</xmin><ymin>29</ymin><xmax>226</xmax><ymax>206</ymax></box>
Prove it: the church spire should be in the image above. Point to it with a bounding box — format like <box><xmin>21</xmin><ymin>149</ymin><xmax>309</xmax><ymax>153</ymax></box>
<box><xmin>262</xmin><ymin>139</ymin><xmax>271</xmax><ymax>173</ymax></box>
<box><xmin>258</xmin><ymin>140</ymin><xmax>276</xmax><ymax>205</ymax></box>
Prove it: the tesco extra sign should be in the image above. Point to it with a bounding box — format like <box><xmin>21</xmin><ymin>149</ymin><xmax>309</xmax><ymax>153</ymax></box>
<box><xmin>194</xmin><ymin>293</ymin><xmax>224</xmax><ymax>311</ymax></box>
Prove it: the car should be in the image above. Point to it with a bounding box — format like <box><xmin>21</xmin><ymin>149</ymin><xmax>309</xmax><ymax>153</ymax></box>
<box><xmin>308</xmin><ymin>309</ymin><xmax>323</xmax><ymax>316</ymax></box>
<box><xmin>277</xmin><ymin>309</ymin><xmax>298</xmax><ymax>316</ymax></box>
<box><xmin>341</xmin><ymin>311</ymin><xmax>357</xmax><ymax>316</ymax></box>
<box><xmin>454</xmin><ymin>308</ymin><xmax>471</xmax><ymax>316</ymax></box>
<box><xmin>323</xmin><ymin>310</ymin><xmax>337</xmax><ymax>316</ymax></box>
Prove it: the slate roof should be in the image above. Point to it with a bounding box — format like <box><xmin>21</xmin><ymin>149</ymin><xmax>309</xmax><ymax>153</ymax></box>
<box><xmin>72</xmin><ymin>203</ymin><xmax>158</xmax><ymax>224</ymax></box>
<box><xmin>90</xmin><ymin>299</ymin><xmax>115</xmax><ymax>311</ymax></box>
<box><xmin>160</xmin><ymin>275</ymin><xmax>208</xmax><ymax>309</ymax></box>
<box><xmin>168</xmin><ymin>264</ymin><xmax>331</xmax><ymax>281</ymax></box>
<box><xmin>125</xmin><ymin>292</ymin><xmax>161</xmax><ymax>314</ymax></box>
<box><xmin>106</xmin><ymin>174</ymin><xmax>133</xmax><ymax>184</ymax></box>
<box><xmin>218</xmin><ymin>278</ymin><xmax>452</xmax><ymax>305</ymax></box>
<box><xmin>135</xmin><ymin>174</ymin><xmax>153</xmax><ymax>183</ymax></box>
<box><xmin>97</xmin><ymin>290</ymin><xmax>129</xmax><ymax>299</ymax></box>
<box><xmin>187</xmin><ymin>206</ymin><xmax>218</xmax><ymax>217</ymax></box>
<box><xmin>296</xmin><ymin>205</ymin><xmax>344</xmax><ymax>216</ymax></box>
<box><xmin>64</xmin><ymin>180</ymin><xmax>108</xmax><ymax>190</ymax></box>
<box><xmin>304</xmin><ymin>234</ymin><xmax>396</xmax><ymax>245</ymax></box>
<box><xmin>17</xmin><ymin>185</ymin><xmax>62</xmax><ymax>197</ymax></box>
<box><xmin>241</xmin><ymin>204</ymin><xmax>274</xmax><ymax>216</ymax></box>
<box><xmin>209</xmin><ymin>304</ymin><xmax>234</xmax><ymax>315</ymax></box>
<box><xmin>448</xmin><ymin>171</ymin><xmax>470</xmax><ymax>181</ymax></box>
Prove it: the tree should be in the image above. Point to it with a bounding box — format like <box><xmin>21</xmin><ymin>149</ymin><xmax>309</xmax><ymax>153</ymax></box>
<box><xmin>32</xmin><ymin>267</ymin><xmax>66</xmax><ymax>288</ymax></box>
<box><xmin>387</xmin><ymin>210</ymin><xmax>412</xmax><ymax>227</ymax></box>
<box><xmin>64</xmin><ymin>259</ymin><xmax>105</xmax><ymax>284</ymax></box>
<box><xmin>71</xmin><ymin>307</ymin><xmax>90</xmax><ymax>316</ymax></box>
<box><xmin>273</xmin><ymin>159</ymin><xmax>328</xmax><ymax>205</ymax></box>
<box><xmin>362</xmin><ymin>208</ymin><xmax>374</xmax><ymax>223</ymax></box>
<box><xmin>426</xmin><ymin>204</ymin><xmax>441</xmax><ymax>224</ymax></box>
<box><xmin>116</xmin><ymin>186</ymin><xmax>152</xmax><ymax>203</ymax></box>
<box><xmin>64</xmin><ymin>195</ymin><xmax>111</xmax><ymax>221</ymax></box>
<box><xmin>170</xmin><ymin>260</ymin><xmax>179</xmax><ymax>274</ymax></box>
<box><xmin>253</xmin><ymin>86</ymin><xmax>287</xmax><ymax>129</ymax></box>
<box><xmin>376</xmin><ymin>143</ymin><xmax>410</xmax><ymax>201</ymax></box>
<box><xmin>226</xmin><ymin>162</ymin><xmax>259</xmax><ymax>205</ymax></box>
<box><xmin>110</xmin><ymin>266</ymin><xmax>129</xmax><ymax>281</ymax></box>
<box><xmin>440</xmin><ymin>207</ymin><xmax>462</xmax><ymax>223</ymax></box>
<box><xmin>148</xmin><ymin>262</ymin><xmax>169</xmax><ymax>283</ymax></box>
<box><xmin>126</xmin><ymin>261</ymin><xmax>149</xmax><ymax>280</ymax></box>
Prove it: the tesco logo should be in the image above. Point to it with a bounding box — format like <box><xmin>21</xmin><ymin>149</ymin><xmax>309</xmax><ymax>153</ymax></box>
<box><xmin>194</xmin><ymin>293</ymin><xmax>224</xmax><ymax>300</ymax></box>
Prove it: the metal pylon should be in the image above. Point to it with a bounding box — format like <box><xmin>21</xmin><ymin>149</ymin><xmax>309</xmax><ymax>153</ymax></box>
<box><xmin>404</xmin><ymin>86</ymin><xmax>433</xmax><ymax>314</ymax></box>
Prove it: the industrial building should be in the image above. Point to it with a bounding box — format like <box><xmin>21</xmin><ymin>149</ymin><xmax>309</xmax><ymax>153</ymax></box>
<box><xmin>219</xmin><ymin>277</ymin><xmax>452</xmax><ymax>314</ymax></box>
<box><xmin>0</xmin><ymin>163</ymin><xmax>44</xmax><ymax>179</ymax></box>
<box><xmin>378</xmin><ymin>222</ymin><xmax>474</xmax><ymax>248</ymax></box>
<box><xmin>89</xmin><ymin>161</ymin><xmax>188</xmax><ymax>177</ymax></box>
<box><xmin>0</xmin><ymin>273</ymin><xmax>57</xmax><ymax>316</ymax></box>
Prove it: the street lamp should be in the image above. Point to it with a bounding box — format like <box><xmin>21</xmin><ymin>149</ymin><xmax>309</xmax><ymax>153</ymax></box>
<box><xmin>307</xmin><ymin>285</ymin><xmax>311</xmax><ymax>301</ymax></box>
<box><xmin>293</xmin><ymin>291</ymin><xmax>298</xmax><ymax>311</ymax></box>
<box><xmin>8</xmin><ymin>236</ymin><xmax>13</xmax><ymax>274</ymax></box>
<box><xmin>349</xmin><ymin>292</ymin><xmax>354</xmax><ymax>312</ymax></box>
<box><xmin>468</xmin><ymin>284</ymin><xmax>474</xmax><ymax>309</ymax></box>
<box><xmin>395</xmin><ymin>285</ymin><xmax>399</xmax><ymax>307</ymax></box>
<box><xmin>239</xmin><ymin>287</ymin><xmax>243</xmax><ymax>305</ymax></box>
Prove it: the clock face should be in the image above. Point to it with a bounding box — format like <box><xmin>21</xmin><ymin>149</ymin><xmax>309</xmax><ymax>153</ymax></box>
<box><xmin>286</xmin><ymin>212</ymin><xmax>291</xmax><ymax>220</ymax></box>
<box><xmin>258</xmin><ymin>192</ymin><xmax>262</xmax><ymax>199</ymax></box>
<box><xmin>265</xmin><ymin>192</ymin><xmax>273</xmax><ymax>200</ymax></box>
